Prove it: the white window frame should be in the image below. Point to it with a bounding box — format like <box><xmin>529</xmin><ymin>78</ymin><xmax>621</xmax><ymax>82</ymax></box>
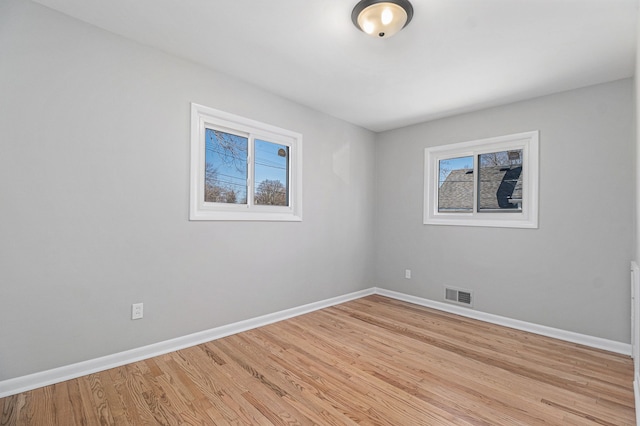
<box><xmin>190</xmin><ymin>103</ymin><xmax>302</xmax><ymax>221</ymax></box>
<box><xmin>424</xmin><ymin>131</ymin><xmax>539</xmax><ymax>228</ymax></box>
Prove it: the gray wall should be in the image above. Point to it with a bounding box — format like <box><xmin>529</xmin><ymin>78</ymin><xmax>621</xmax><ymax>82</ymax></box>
<box><xmin>635</xmin><ymin>11</ymin><xmax>639</xmax><ymax>273</ymax></box>
<box><xmin>375</xmin><ymin>79</ymin><xmax>635</xmax><ymax>343</ymax></box>
<box><xmin>0</xmin><ymin>0</ymin><xmax>376</xmax><ymax>380</ymax></box>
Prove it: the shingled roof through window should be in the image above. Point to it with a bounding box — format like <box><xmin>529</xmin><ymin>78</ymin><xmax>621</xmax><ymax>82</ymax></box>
<box><xmin>438</xmin><ymin>166</ymin><xmax>523</xmax><ymax>212</ymax></box>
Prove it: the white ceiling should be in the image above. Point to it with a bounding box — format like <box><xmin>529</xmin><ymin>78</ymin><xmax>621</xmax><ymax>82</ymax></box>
<box><xmin>33</xmin><ymin>0</ymin><xmax>637</xmax><ymax>132</ymax></box>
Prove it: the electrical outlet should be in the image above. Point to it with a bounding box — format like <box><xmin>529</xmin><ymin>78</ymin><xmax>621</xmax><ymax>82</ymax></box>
<box><xmin>132</xmin><ymin>303</ymin><xmax>143</xmax><ymax>320</ymax></box>
<box><xmin>405</xmin><ymin>269</ymin><xmax>411</xmax><ymax>279</ymax></box>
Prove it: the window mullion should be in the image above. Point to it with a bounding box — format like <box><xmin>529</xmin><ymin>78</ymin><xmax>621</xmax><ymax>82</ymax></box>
<box><xmin>247</xmin><ymin>136</ymin><xmax>254</xmax><ymax>208</ymax></box>
<box><xmin>472</xmin><ymin>153</ymin><xmax>479</xmax><ymax>216</ymax></box>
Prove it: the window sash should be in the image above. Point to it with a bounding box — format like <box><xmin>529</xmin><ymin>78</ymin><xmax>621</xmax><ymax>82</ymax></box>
<box><xmin>253</xmin><ymin>139</ymin><xmax>290</xmax><ymax>207</ymax></box>
<box><xmin>477</xmin><ymin>150</ymin><xmax>523</xmax><ymax>212</ymax></box>
<box><xmin>202</xmin><ymin>129</ymin><xmax>292</xmax><ymax>210</ymax></box>
<box><xmin>204</xmin><ymin>127</ymin><xmax>249</xmax><ymax>205</ymax></box>
<box><xmin>437</xmin><ymin>155</ymin><xmax>473</xmax><ymax>213</ymax></box>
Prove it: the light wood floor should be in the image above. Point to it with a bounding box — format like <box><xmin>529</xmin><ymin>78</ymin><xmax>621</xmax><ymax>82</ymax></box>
<box><xmin>1</xmin><ymin>295</ymin><xmax>636</xmax><ymax>425</ymax></box>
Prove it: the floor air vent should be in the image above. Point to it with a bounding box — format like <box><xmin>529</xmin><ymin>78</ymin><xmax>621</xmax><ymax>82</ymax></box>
<box><xmin>444</xmin><ymin>287</ymin><xmax>473</xmax><ymax>307</ymax></box>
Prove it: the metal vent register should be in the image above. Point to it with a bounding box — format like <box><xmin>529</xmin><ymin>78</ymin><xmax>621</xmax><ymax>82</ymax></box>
<box><xmin>445</xmin><ymin>287</ymin><xmax>473</xmax><ymax>307</ymax></box>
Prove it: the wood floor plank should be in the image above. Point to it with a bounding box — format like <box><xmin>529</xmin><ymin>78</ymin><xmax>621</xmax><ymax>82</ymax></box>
<box><xmin>335</xmin><ymin>298</ymin><xmax>634</xmax><ymax>406</ymax></box>
<box><xmin>1</xmin><ymin>394</ymin><xmax>20</xmax><ymax>426</ymax></box>
<box><xmin>1</xmin><ymin>295</ymin><xmax>635</xmax><ymax>425</ymax></box>
<box><xmin>292</xmin><ymin>308</ymin><xmax>551</xmax><ymax>424</ymax></box>
<box><xmin>227</xmin><ymin>333</ymin><xmax>361</xmax><ymax>425</ymax></box>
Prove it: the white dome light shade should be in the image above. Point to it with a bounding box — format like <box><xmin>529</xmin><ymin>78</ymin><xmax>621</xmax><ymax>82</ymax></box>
<box><xmin>352</xmin><ymin>0</ymin><xmax>414</xmax><ymax>39</ymax></box>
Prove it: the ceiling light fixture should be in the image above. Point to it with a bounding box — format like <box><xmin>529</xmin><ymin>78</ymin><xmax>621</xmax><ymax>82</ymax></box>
<box><xmin>351</xmin><ymin>0</ymin><xmax>414</xmax><ymax>39</ymax></box>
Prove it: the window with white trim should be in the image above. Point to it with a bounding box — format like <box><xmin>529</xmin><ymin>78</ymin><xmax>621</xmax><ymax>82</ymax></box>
<box><xmin>424</xmin><ymin>131</ymin><xmax>539</xmax><ymax>228</ymax></box>
<box><xmin>190</xmin><ymin>103</ymin><xmax>302</xmax><ymax>221</ymax></box>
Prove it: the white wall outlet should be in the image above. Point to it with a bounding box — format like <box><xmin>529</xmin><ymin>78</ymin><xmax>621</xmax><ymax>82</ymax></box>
<box><xmin>405</xmin><ymin>269</ymin><xmax>411</xmax><ymax>279</ymax></box>
<box><xmin>132</xmin><ymin>303</ymin><xmax>143</xmax><ymax>320</ymax></box>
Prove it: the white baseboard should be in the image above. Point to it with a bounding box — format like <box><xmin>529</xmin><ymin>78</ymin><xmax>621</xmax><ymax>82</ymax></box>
<box><xmin>635</xmin><ymin>377</ymin><xmax>640</xmax><ymax>426</ymax></box>
<box><xmin>0</xmin><ymin>288</ymin><xmax>375</xmax><ymax>398</ymax></box>
<box><xmin>0</xmin><ymin>286</ymin><xmax>632</xmax><ymax>399</ymax></box>
<box><xmin>375</xmin><ymin>288</ymin><xmax>632</xmax><ymax>356</ymax></box>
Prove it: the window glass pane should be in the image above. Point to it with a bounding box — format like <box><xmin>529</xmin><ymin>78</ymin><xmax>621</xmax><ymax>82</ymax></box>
<box><xmin>254</xmin><ymin>139</ymin><xmax>289</xmax><ymax>206</ymax></box>
<box><xmin>478</xmin><ymin>150</ymin><xmax>523</xmax><ymax>212</ymax></box>
<box><xmin>204</xmin><ymin>128</ymin><xmax>248</xmax><ymax>204</ymax></box>
<box><xmin>438</xmin><ymin>156</ymin><xmax>473</xmax><ymax>212</ymax></box>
